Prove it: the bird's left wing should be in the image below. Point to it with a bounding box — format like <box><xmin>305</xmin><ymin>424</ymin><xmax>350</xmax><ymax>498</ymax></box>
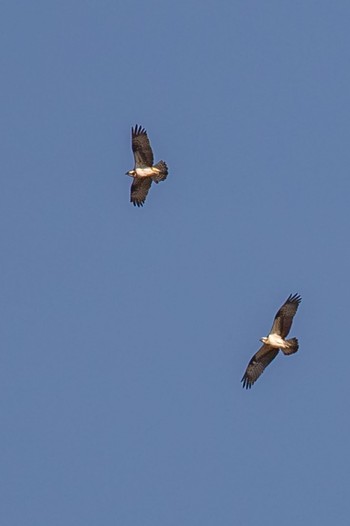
<box><xmin>130</xmin><ymin>177</ymin><xmax>153</xmax><ymax>207</ymax></box>
<box><xmin>241</xmin><ymin>345</ymin><xmax>279</xmax><ymax>389</ymax></box>
<box><xmin>270</xmin><ymin>293</ymin><xmax>302</xmax><ymax>338</ymax></box>
<box><xmin>132</xmin><ymin>125</ymin><xmax>154</xmax><ymax>168</ymax></box>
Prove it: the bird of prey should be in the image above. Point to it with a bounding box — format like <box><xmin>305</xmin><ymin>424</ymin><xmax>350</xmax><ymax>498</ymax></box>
<box><xmin>241</xmin><ymin>293</ymin><xmax>302</xmax><ymax>389</ymax></box>
<box><xmin>125</xmin><ymin>125</ymin><xmax>168</xmax><ymax>207</ymax></box>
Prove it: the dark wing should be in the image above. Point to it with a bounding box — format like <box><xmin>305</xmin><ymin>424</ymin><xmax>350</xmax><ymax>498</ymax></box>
<box><xmin>241</xmin><ymin>345</ymin><xmax>279</xmax><ymax>389</ymax></box>
<box><xmin>270</xmin><ymin>293</ymin><xmax>302</xmax><ymax>338</ymax></box>
<box><xmin>132</xmin><ymin>125</ymin><xmax>154</xmax><ymax>168</ymax></box>
<box><xmin>130</xmin><ymin>178</ymin><xmax>153</xmax><ymax>207</ymax></box>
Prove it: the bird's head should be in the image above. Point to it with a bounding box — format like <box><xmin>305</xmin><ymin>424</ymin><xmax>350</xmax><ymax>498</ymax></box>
<box><xmin>125</xmin><ymin>169</ymin><xmax>136</xmax><ymax>177</ymax></box>
<box><xmin>260</xmin><ymin>336</ymin><xmax>268</xmax><ymax>344</ymax></box>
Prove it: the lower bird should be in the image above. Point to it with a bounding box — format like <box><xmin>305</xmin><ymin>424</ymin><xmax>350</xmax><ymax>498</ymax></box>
<box><xmin>241</xmin><ymin>293</ymin><xmax>302</xmax><ymax>389</ymax></box>
<box><xmin>125</xmin><ymin>124</ymin><xmax>168</xmax><ymax>207</ymax></box>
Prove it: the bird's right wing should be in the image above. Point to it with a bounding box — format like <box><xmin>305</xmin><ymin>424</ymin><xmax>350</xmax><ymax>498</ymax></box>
<box><xmin>132</xmin><ymin>125</ymin><xmax>154</xmax><ymax>168</ymax></box>
<box><xmin>130</xmin><ymin>177</ymin><xmax>152</xmax><ymax>207</ymax></box>
<box><xmin>270</xmin><ymin>293</ymin><xmax>302</xmax><ymax>338</ymax></box>
<box><xmin>241</xmin><ymin>345</ymin><xmax>279</xmax><ymax>389</ymax></box>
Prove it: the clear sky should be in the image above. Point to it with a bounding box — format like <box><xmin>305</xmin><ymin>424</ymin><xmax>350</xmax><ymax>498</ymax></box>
<box><xmin>1</xmin><ymin>1</ymin><xmax>350</xmax><ymax>524</ymax></box>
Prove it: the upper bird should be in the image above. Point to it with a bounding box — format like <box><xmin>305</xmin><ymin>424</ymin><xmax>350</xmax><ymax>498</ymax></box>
<box><xmin>241</xmin><ymin>293</ymin><xmax>302</xmax><ymax>389</ymax></box>
<box><xmin>125</xmin><ymin>125</ymin><xmax>168</xmax><ymax>207</ymax></box>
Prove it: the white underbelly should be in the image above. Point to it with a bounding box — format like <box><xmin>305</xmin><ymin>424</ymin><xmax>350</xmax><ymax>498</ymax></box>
<box><xmin>267</xmin><ymin>334</ymin><xmax>285</xmax><ymax>347</ymax></box>
<box><xmin>135</xmin><ymin>167</ymin><xmax>153</xmax><ymax>177</ymax></box>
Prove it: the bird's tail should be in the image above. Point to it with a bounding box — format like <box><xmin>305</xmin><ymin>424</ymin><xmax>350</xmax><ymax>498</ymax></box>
<box><xmin>152</xmin><ymin>161</ymin><xmax>168</xmax><ymax>183</ymax></box>
<box><xmin>282</xmin><ymin>337</ymin><xmax>299</xmax><ymax>355</ymax></box>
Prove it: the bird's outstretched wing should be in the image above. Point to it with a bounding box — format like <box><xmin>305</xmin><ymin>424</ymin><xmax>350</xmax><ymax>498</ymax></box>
<box><xmin>241</xmin><ymin>345</ymin><xmax>279</xmax><ymax>389</ymax></box>
<box><xmin>130</xmin><ymin>177</ymin><xmax>153</xmax><ymax>207</ymax></box>
<box><xmin>269</xmin><ymin>293</ymin><xmax>301</xmax><ymax>338</ymax></box>
<box><xmin>132</xmin><ymin>125</ymin><xmax>154</xmax><ymax>168</ymax></box>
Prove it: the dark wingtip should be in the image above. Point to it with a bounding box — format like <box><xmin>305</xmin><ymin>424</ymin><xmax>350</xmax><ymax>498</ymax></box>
<box><xmin>287</xmin><ymin>293</ymin><xmax>302</xmax><ymax>305</ymax></box>
<box><xmin>241</xmin><ymin>375</ymin><xmax>252</xmax><ymax>389</ymax></box>
<box><xmin>132</xmin><ymin>124</ymin><xmax>147</xmax><ymax>137</ymax></box>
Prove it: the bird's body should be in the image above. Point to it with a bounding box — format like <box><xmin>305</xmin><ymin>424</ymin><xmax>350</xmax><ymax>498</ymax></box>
<box><xmin>126</xmin><ymin>125</ymin><xmax>168</xmax><ymax>207</ymax></box>
<box><xmin>241</xmin><ymin>293</ymin><xmax>302</xmax><ymax>389</ymax></box>
<box><xmin>261</xmin><ymin>333</ymin><xmax>291</xmax><ymax>349</ymax></box>
<box><xmin>133</xmin><ymin>167</ymin><xmax>157</xmax><ymax>177</ymax></box>
<box><xmin>261</xmin><ymin>333</ymin><xmax>285</xmax><ymax>347</ymax></box>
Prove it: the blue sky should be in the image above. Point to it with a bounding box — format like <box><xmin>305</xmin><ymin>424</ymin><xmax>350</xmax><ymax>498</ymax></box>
<box><xmin>2</xmin><ymin>1</ymin><xmax>350</xmax><ymax>524</ymax></box>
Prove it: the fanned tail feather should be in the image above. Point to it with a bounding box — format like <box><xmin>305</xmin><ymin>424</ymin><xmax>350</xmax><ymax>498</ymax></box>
<box><xmin>152</xmin><ymin>161</ymin><xmax>168</xmax><ymax>183</ymax></box>
<box><xmin>282</xmin><ymin>337</ymin><xmax>299</xmax><ymax>355</ymax></box>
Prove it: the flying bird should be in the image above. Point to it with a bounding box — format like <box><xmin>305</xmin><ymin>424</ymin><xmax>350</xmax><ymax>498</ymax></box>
<box><xmin>241</xmin><ymin>293</ymin><xmax>302</xmax><ymax>389</ymax></box>
<box><xmin>125</xmin><ymin>125</ymin><xmax>168</xmax><ymax>207</ymax></box>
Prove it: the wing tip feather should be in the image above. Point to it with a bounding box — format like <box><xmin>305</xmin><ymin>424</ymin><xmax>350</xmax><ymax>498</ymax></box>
<box><xmin>241</xmin><ymin>375</ymin><xmax>253</xmax><ymax>389</ymax></box>
<box><xmin>132</xmin><ymin>124</ymin><xmax>147</xmax><ymax>137</ymax></box>
<box><xmin>286</xmin><ymin>293</ymin><xmax>302</xmax><ymax>305</ymax></box>
<box><xmin>131</xmin><ymin>199</ymin><xmax>144</xmax><ymax>207</ymax></box>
